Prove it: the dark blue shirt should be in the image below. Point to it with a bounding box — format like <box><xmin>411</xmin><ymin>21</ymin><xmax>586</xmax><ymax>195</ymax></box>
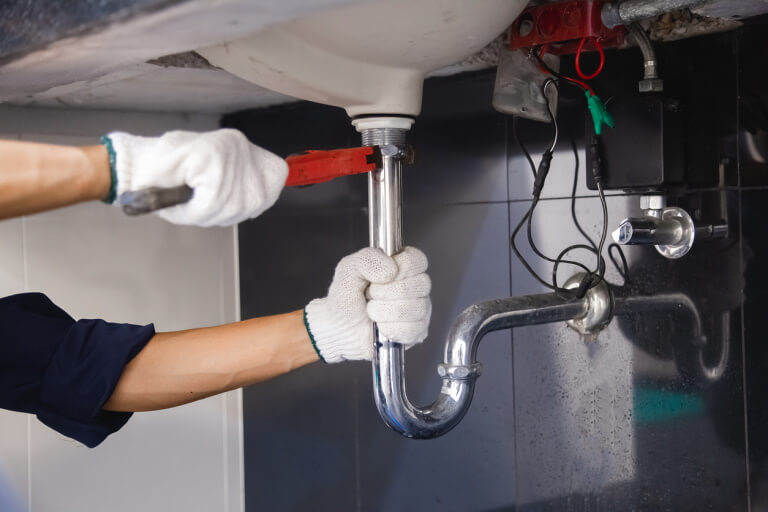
<box><xmin>0</xmin><ymin>293</ymin><xmax>155</xmax><ymax>448</ymax></box>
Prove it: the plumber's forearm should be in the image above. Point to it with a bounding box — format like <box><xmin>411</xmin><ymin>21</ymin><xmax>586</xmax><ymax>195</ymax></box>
<box><xmin>103</xmin><ymin>310</ymin><xmax>319</xmax><ymax>412</ymax></box>
<box><xmin>0</xmin><ymin>140</ymin><xmax>110</xmax><ymax>219</ymax></box>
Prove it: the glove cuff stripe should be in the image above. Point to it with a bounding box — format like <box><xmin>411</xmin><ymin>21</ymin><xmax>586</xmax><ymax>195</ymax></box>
<box><xmin>303</xmin><ymin>308</ymin><xmax>327</xmax><ymax>364</ymax></box>
<box><xmin>100</xmin><ymin>135</ymin><xmax>118</xmax><ymax>204</ymax></box>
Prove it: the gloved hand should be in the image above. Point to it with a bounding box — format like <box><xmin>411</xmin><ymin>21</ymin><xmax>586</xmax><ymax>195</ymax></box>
<box><xmin>304</xmin><ymin>247</ymin><xmax>432</xmax><ymax>363</ymax></box>
<box><xmin>102</xmin><ymin>129</ymin><xmax>288</xmax><ymax>226</ymax></box>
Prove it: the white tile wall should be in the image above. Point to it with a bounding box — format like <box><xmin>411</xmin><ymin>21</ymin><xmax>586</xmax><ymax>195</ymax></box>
<box><xmin>0</xmin><ymin>214</ymin><xmax>30</xmax><ymax>511</ymax></box>
<box><xmin>0</xmin><ymin>410</ymin><xmax>29</xmax><ymax>511</ymax></box>
<box><xmin>0</xmin><ymin>218</ymin><xmax>24</xmax><ymax>296</ymax></box>
<box><xmin>0</xmin><ymin>109</ymin><xmax>242</xmax><ymax>512</ymax></box>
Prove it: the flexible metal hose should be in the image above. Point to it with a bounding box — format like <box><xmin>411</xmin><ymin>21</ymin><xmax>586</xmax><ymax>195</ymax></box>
<box><xmin>627</xmin><ymin>22</ymin><xmax>658</xmax><ymax>80</ymax></box>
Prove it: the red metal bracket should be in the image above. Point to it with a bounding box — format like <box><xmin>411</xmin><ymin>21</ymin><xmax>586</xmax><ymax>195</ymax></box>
<box><xmin>509</xmin><ymin>0</ymin><xmax>625</xmax><ymax>56</ymax></box>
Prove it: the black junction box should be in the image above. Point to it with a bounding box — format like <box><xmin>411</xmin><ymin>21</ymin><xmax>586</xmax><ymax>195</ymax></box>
<box><xmin>586</xmin><ymin>95</ymin><xmax>684</xmax><ymax>191</ymax></box>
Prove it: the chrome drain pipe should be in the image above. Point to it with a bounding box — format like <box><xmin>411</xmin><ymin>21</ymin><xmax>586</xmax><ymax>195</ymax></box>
<box><xmin>374</xmin><ymin>293</ymin><xmax>592</xmax><ymax>439</ymax></box>
<box><xmin>354</xmin><ymin>117</ymin><xmax>610</xmax><ymax>439</ymax></box>
<box><xmin>349</xmin><ymin>139</ymin><xmax>717</xmax><ymax>439</ymax></box>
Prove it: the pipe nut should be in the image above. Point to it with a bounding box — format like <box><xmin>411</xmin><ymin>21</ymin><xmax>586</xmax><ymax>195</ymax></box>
<box><xmin>601</xmin><ymin>2</ymin><xmax>623</xmax><ymax>28</ymax></box>
<box><xmin>379</xmin><ymin>144</ymin><xmax>415</xmax><ymax>165</ymax></box>
<box><xmin>640</xmin><ymin>194</ymin><xmax>666</xmax><ymax>211</ymax></box>
<box><xmin>437</xmin><ymin>363</ymin><xmax>483</xmax><ymax>380</ymax></box>
<box><xmin>639</xmin><ymin>78</ymin><xmax>664</xmax><ymax>93</ymax></box>
<box><xmin>563</xmin><ymin>274</ymin><xmax>614</xmax><ymax>336</ymax></box>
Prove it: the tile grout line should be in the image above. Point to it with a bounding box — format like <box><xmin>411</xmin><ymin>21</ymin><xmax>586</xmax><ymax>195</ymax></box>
<box><xmin>232</xmin><ymin>226</ymin><xmax>245</xmax><ymax>512</ymax></box>
<box><xmin>739</xmin><ymin>190</ymin><xmax>751</xmax><ymax>510</ymax></box>
<box><xmin>219</xmin><ymin>231</ymin><xmax>230</xmax><ymax>512</ymax></box>
<box><xmin>736</xmin><ymin>31</ymin><xmax>742</xmax><ymax>192</ymax></box>
<box><xmin>222</xmin><ymin>391</ymin><xmax>230</xmax><ymax>512</ymax></box>
<box><xmin>22</xmin><ymin>215</ymin><xmax>32</xmax><ymax>512</ymax></box>
<box><xmin>505</xmin><ymin>117</ymin><xmax>521</xmax><ymax>512</ymax></box>
<box><xmin>735</xmin><ymin>31</ymin><xmax>751</xmax><ymax>511</ymax></box>
<box><xmin>265</xmin><ymin>187</ymin><xmax>736</xmax><ymax>218</ymax></box>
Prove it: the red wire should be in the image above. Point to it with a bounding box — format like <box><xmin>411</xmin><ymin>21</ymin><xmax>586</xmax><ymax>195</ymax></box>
<box><xmin>536</xmin><ymin>45</ymin><xmax>595</xmax><ymax>96</ymax></box>
<box><xmin>574</xmin><ymin>37</ymin><xmax>605</xmax><ymax>81</ymax></box>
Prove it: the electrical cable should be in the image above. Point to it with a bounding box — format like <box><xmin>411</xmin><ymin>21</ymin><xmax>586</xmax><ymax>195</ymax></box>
<box><xmin>525</xmin><ymin>80</ymin><xmax>594</xmax><ymax>287</ymax></box>
<box><xmin>509</xmin><ymin>76</ymin><xmax>629</xmax><ymax>296</ymax></box>
<box><xmin>568</xmin><ymin>131</ymin><xmax>597</xmax><ymax>251</ymax></box>
<box><xmin>595</xmin><ymin>181</ymin><xmax>609</xmax><ymax>274</ymax></box>
<box><xmin>510</xmin><ymin>81</ymin><xmax>598</xmax><ymax>296</ymax></box>
<box><xmin>510</xmin><ymin>81</ymin><xmax>576</xmax><ymax>293</ymax></box>
<box><xmin>608</xmin><ymin>243</ymin><xmax>629</xmax><ymax>285</ymax></box>
<box><xmin>544</xmin><ymin>80</ymin><xmax>559</xmax><ymax>153</ymax></box>
<box><xmin>534</xmin><ymin>46</ymin><xmax>594</xmax><ymax>96</ymax></box>
<box><xmin>575</xmin><ymin>37</ymin><xmax>606</xmax><ymax>81</ymax></box>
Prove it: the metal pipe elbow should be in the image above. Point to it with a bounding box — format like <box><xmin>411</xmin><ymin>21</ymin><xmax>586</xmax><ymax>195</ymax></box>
<box><xmin>373</xmin><ymin>293</ymin><xmax>592</xmax><ymax>439</ymax></box>
<box><xmin>371</xmin><ymin>301</ymin><xmax>493</xmax><ymax>439</ymax></box>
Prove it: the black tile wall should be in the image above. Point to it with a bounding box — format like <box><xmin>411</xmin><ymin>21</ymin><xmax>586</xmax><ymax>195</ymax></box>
<box><xmin>355</xmin><ymin>203</ymin><xmax>516</xmax><ymax>512</ymax></box>
<box><xmin>511</xmin><ymin>190</ymin><xmax>747</xmax><ymax>511</ymax></box>
<box><xmin>738</xmin><ymin>22</ymin><xmax>768</xmax><ymax>188</ymax></box>
<box><xmin>739</xmin><ymin>19</ymin><xmax>768</xmax><ymax>512</ymax></box>
<box><xmin>227</xmin><ymin>22</ymin><xmax>767</xmax><ymax>512</ymax></box>
<box><xmin>237</xmin><ymin>212</ymin><xmax>362</xmax><ymax>512</ymax></box>
<box><xmin>742</xmin><ymin>189</ymin><xmax>768</xmax><ymax>510</ymax></box>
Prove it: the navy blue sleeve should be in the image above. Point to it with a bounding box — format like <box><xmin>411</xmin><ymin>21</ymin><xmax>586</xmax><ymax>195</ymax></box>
<box><xmin>0</xmin><ymin>293</ymin><xmax>155</xmax><ymax>448</ymax></box>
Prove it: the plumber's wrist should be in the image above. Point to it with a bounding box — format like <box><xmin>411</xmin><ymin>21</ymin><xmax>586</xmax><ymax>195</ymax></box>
<box><xmin>303</xmin><ymin>301</ymin><xmax>327</xmax><ymax>363</ymax></box>
<box><xmin>304</xmin><ymin>298</ymin><xmax>373</xmax><ymax>363</ymax></box>
<box><xmin>76</xmin><ymin>144</ymin><xmax>112</xmax><ymax>202</ymax></box>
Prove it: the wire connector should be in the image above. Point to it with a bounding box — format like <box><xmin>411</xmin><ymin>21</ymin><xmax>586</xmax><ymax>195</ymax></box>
<box><xmin>532</xmin><ymin>150</ymin><xmax>554</xmax><ymax>198</ymax></box>
<box><xmin>586</xmin><ymin>93</ymin><xmax>615</xmax><ymax>135</ymax></box>
<box><xmin>588</xmin><ymin>134</ymin><xmax>604</xmax><ymax>184</ymax></box>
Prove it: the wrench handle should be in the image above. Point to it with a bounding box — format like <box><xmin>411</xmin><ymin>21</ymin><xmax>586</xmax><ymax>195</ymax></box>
<box><xmin>118</xmin><ymin>185</ymin><xmax>194</xmax><ymax>216</ymax></box>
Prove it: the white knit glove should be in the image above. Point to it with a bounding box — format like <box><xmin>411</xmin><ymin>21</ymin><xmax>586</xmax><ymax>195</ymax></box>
<box><xmin>305</xmin><ymin>247</ymin><xmax>432</xmax><ymax>363</ymax></box>
<box><xmin>102</xmin><ymin>129</ymin><xmax>288</xmax><ymax>226</ymax></box>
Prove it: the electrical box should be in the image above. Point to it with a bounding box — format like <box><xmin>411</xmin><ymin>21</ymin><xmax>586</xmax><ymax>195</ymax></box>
<box><xmin>586</xmin><ymin>95</ymin><xmax>684</xmax><ymax>191</ymax></box>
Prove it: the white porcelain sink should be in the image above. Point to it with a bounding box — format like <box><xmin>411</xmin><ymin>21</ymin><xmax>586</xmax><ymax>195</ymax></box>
<box><xmin>198</xmin><ymin>0</ymin><xmax>528</xmax><ymax>118</ymax></box>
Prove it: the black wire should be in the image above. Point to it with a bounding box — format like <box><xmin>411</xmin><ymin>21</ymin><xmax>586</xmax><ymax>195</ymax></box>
<box><xmin>594</xmin><ymin>181</ymin><xmax>609</xmax><ymax>282</ymax></box>
<box><xmin>534</xmin><ymin>49</ymin><xmax>590</xmax><ymax>95</ymax></box>
<box><xmin>569</xmin><ymin>132</ymin><xmax>597</xmax><ymax>252</ymax></box>
<box><xmin>508</xmin><ymin>74</ymin><xmax>630</xmax><ymax>295</ymax></box>
<box><xmin>510</xmin><ymin>205</ymin><xmax>560</xmax><ymax>292</ymax></box>
<box><xmin>510</xmin><ymin>104</ymin><xmax>564</xmax><ymax>291</ymax></box>
<box><xmin>510</xmin><ymin>81</ymin><xmax>595</xmax><ymax>295</ymax></box>
<box><xmin>552</xmin><ymin>244</ymin><xmax>605</xmax><ymax>289</ymax></box>
<box><xmin>525</xmin><ymin>82</ymin><xmax>591</xmax><ymax>283</ymax></box>
<box><xmin>608</xmin><ymin>243</ymin><xmax>630</xmax><ymax>285</ymax></box>
<box><xmin>527</xmin><ymin>197</ymin><xmax>591</xmax><ymax>278</ymax></box>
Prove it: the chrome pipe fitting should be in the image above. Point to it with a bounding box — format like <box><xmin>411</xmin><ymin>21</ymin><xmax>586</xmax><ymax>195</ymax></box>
<box><xmin>356</xmin><ymin>118</ymin><xmax>720</xmax><ymax>438</ymax></box>
<box><xmin>358</xmin><ymin>119</ymin><xmax>610</xmax><ymax>439</ymax></box>
<box><xmin>602</xmin><ymin>0</ymin><xmax>713</xmax><ymax>28</ymax></box>
<box><xmin>374</xmin><ymin>293</ymin><xmax>592</xmax><ymax>439</ymax></box>
<box><xmin>564</xmin><ymin>274</ymin><xmax>614</xmax><ymax>336</ymax></box>
<box><xmin>613</xmin><ymin>195</ymin><xmax>696</xmax><ymax>259</ymax></box>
